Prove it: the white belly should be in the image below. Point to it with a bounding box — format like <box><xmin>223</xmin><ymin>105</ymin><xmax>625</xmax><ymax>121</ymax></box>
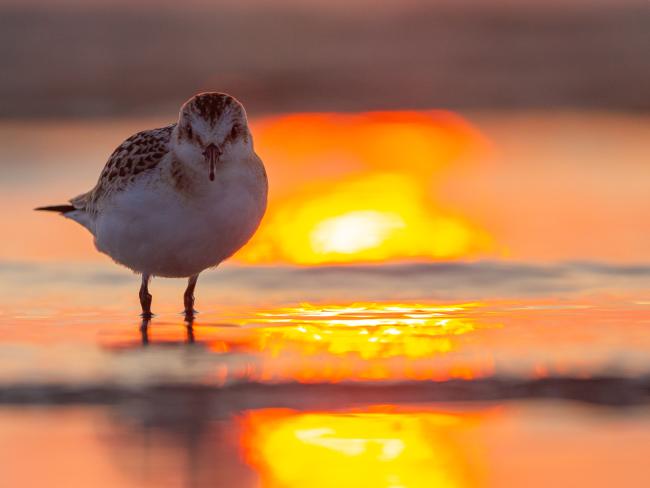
<box><xmin>93</xmin><ymin>166</ymin><xmax>266</xmax><ymax>277</ymax></box>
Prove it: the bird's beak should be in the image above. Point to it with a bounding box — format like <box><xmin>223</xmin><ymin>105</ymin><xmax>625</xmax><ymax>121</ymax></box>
<box><xmin>203</xmin><ymin>144</ymin><xmax>222</xmax><ymax>181</ymax></box>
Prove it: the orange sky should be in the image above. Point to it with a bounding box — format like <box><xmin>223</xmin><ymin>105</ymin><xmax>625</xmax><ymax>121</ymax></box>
<box><xmin>1</xmin><ymin>110</ymin><xmax>649</xmax><ymax>265</ymax></box>
<box><xmin>240</xmin><ymin>111</ymin><xmax>494</xmax><ymax>264</ymax></box>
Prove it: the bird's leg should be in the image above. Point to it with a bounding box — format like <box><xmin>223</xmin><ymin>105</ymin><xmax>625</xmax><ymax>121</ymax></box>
<box><xmin>183</xmin><ymin>274</ymin><xmax>199</xmax><ymax>318</ymax></box>
<box><xmin>139</xmin><ymin>273</ymin><xmax>153</xmax><ymax>318</ymax></box>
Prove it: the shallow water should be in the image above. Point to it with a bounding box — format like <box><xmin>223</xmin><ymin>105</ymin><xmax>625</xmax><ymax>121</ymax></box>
<box><xmin>1</xmin><ymin>111</ymin><xmax>649</xmax><ymax>486</ymax></box>
<box><xmin>1</xmin><ymin>261</ymin><xmax>650</xmax><ymax>387</ymax></box>
<box><xmin>1</xmin><ymin>261</ymin><xmax>650</xmax><ymax>486</ymax></box>
<box><xmin>3</xmin><ymin>402</ymin><xmax>650</xmax><ymax>488</ymax></box>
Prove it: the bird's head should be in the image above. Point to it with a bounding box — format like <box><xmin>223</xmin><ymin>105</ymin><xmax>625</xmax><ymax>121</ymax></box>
<box><xmin>173</xmin><ymin>92</ymin><xmax>252</xmax><ymax>181</ymax></box>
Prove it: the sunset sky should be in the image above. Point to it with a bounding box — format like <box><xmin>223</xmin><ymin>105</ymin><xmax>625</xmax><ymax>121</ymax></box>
<box><xmin>2</xmin><ymin>110</ymin><xmax>648</xmax><ymax>265</ymax></box>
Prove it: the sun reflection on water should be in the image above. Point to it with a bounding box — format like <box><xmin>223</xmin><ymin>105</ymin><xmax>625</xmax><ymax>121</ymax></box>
<box><xmin>100</xmin><ymin>302</ymin><xmax>498</xmax><ymax>383</ymax></box>
<box><xmin>241</xmin><ymin>303</ymin><xmax>482</xmax><ymax>360</ymax></box>
<box><xmin>240</xmin><ymin>407</ymin><xmax>485</xmax><ymax>488</ymax></box>
<box><xmin>200</xmin><ymin>302</ymin><xmax>498</xmax><ymax>383</ymax></box>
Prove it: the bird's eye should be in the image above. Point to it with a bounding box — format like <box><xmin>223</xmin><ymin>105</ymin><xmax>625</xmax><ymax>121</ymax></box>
<box><xmin>186</xmin><ymin>125</ymin><xmax>193</xmax><ymax>139</ymax></box>
<box><xmin>230</xmin><ymin>124</ymin><xmax>240</xmax><ymax>139</ymax></box>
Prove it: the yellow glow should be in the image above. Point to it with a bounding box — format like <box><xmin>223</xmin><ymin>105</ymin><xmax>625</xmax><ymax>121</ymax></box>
<box><xmin>239</xmin><ymin>111</ymin><xmax>494</xmax><ymax>264</ymax></box>
<box><xmin>243</xmin><ymin>174</ymin><xmax>492</xmax><ymax>264</ymax></box>
<box><xmin>119</xmin><ymin>301</ymin><xmax>498</xmax><ymax>383</ymax></box>
<box><xmin>310</xmin><ymin>210</ymin><xmax>405</xmax><ymax>255</ymax></box>
<box><xmin>238</xmin><ymin>302</ymin><xmax>483</xmax><ymax>360</ymax></box>
<box><xmin>240</xmin><ymin>408</ymin><xmax>483</xmax><ymax>488</ymax></box>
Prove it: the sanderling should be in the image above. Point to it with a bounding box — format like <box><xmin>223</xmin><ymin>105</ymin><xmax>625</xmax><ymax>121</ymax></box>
<box><xmin>37</xmin><ymin>92</ymin><xmax>268</xmax><ymax>318</ymax></box>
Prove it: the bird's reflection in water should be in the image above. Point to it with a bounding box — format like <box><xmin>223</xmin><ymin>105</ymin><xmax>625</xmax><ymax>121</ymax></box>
<box><xmin>139</xmin><ymin>318</ymin><xmax>150</xmax><ymax>346</ymax></box>
<box><xmin>102</xmin><ymin>385</ymin><xmax>256</xmax><ymax>488</ymax></box>
<box><xmin>104</xmin><ymin>313</ymin><xmax>256</xmax><ymax>487</ymax></box>
<box><xmin>138</xmin><ymin>314</ymin><xmax>196</xmax><ymax>347</ymax></box>
<box><xmin>185</xmin><ymin>314</ymin><xmax>196</xmax><ymax>344</ymax></box>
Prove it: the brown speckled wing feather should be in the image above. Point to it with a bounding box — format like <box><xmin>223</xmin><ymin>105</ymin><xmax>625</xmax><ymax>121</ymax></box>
<box><xmin>71</xmin><ymin>124</ymin><xmax>175</xmax><ymax>213</ymax></box>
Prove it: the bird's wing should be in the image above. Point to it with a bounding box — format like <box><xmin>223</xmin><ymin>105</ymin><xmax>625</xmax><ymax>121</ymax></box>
<box><xmin>71</xmin><ymin>124</ymin><xmax>176</xmax><ymax>213</ymax></box>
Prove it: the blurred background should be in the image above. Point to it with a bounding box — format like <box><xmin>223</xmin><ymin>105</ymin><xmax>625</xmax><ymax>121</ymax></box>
<box><xmin>1</xmin><ymin>0</ymin><xmax>650</xmax><ymax>265</ymax></box>
<box><xmin>2</xmin><ymin>0</ymin><xmax>649</xmax><ymax>117</ymax></box>
<box><xmin>2</xmin><ymin>2</ymin><xmax>650</xmax><ymax>487</ymax></box>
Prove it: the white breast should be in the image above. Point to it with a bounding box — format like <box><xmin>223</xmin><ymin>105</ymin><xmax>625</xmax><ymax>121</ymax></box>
<box><xmin>93</xmin><ymin>156</ymin><xmax>267</xmax><ymax>278</ymax></box>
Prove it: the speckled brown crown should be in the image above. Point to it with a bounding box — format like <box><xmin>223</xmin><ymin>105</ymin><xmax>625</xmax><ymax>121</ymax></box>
<box><xmin>180</xmin><ymin>92</ymin><xmax>244</xmax><ymax>125</ymax></box>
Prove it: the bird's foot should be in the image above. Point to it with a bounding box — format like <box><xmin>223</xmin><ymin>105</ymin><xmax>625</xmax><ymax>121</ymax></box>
<box><xmin>183</xmin><ymin>308</ymin><xmax>198</xmax><ymax>320</ymax></box>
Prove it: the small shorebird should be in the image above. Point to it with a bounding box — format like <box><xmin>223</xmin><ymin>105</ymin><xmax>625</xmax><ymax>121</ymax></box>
<box><xmin>37</xmin><ymin>92</ymin><xmax>268</xmax><ymax>317</ymax></box>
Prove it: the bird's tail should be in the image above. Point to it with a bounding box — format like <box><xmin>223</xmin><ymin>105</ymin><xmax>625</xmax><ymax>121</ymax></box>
<box><xmin>34</xmin><ymin>204</ymin><xmax>76</xmax><ymax>213</ymax></box>
<box><xmin>35</xmin><ymin>204</ymin><xmax>94</xmax><ymax>232</ymax></box>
